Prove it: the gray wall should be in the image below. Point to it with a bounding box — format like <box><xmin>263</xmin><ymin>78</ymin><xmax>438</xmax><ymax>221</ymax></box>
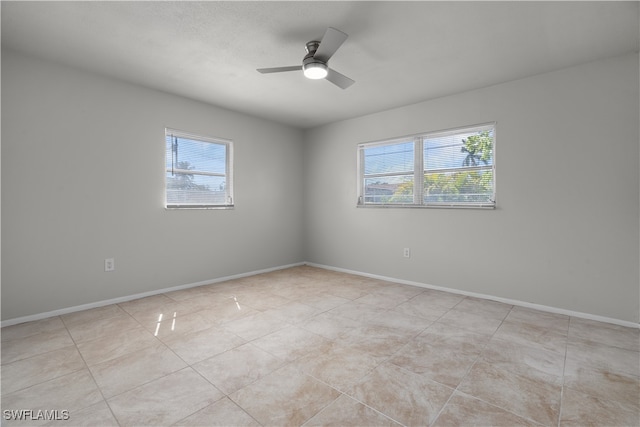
<box><xmin>3</xmin><ymin>49</ymin><xmax>638</xmax><ymax>324</ymax></box>
<box><xmin>303</xmin><ymin>53</ymin><xmax>639</xmax><ymax>323</ymax></box>
<box><xmin>2</xmin><ymin>49</ymin><xmax>305</xmax><ymax>320</ymax></box>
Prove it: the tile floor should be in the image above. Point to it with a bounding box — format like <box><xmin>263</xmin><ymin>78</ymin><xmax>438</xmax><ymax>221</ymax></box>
<box><xmin>1</xmin><ymin>266</ymin><xmax>638</xmax><ymax>426</ymax></box>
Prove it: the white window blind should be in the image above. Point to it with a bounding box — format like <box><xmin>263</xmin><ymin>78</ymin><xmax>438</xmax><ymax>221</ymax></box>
<box><xmin>358</xmin><ymin>123</ymin><xmax>495</xmax><ymax>208</ymax></box>
<box><xmin>360</xmin><ymin>139</ymin><xmax>415</xmax><ymax>204</ymax></box>
<box><xmin>165</xmin><ymin>129</ymin><xmax>233</xmax><ymax>209</ymax></box>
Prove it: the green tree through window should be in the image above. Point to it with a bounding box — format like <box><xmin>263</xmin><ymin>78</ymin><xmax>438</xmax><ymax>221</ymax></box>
<box><xmin>359</xmin><ymin>123</ymin><xmax>495</xmax><ymax>208</ymax></box>
<box><xmin>165</xmin><ymin>129</ymin><xmax>233</xmax><ymax>209</ymax></box>
<box><xmin>422</xmin><ymin>130</ymin><xmax>494</xmax><ymax>204</ymax></box>
<box><xmin>166</xmin><ymin>161</ymin><xmax>211</xmax><ymax>191</ymax></box>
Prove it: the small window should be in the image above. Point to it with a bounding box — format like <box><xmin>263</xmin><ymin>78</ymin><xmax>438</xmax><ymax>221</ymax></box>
<box><xmin>165</xmin><ymin>129</ymin><xmax>233</xmax><ymax>209</ymax></box>
<box><xmin>358</xmin><ymin>123</ymin><xmax>495</xmax><ymax>208</ymax></box>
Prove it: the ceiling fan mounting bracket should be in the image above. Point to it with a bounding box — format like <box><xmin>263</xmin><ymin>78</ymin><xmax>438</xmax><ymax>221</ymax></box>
<box><xmin>305</xmin><ymin>41</ymin><xmax>321</xmax><ymax>55</ymax></box>
<box><xmin>303</xmin><ymin>41</ymin><xmax>326</xmax><ymax>67</ymax></box>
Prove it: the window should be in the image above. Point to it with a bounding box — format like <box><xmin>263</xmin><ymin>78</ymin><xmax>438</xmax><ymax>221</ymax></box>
<box><xmin>165</xmin><ymin>129</ymin><xmax>233</xmax><ymax>209</ymax></box>
<box><xmin>358</xmin><ymin>123</ymin><xmax>495</xmax><ymax>208</ymax></box>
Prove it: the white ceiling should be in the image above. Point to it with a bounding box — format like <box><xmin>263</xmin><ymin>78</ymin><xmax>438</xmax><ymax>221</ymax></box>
<box><xmin>2</xmin><ymin>1</ymin><xmax>638</xmax><ymax>129</ymax></box>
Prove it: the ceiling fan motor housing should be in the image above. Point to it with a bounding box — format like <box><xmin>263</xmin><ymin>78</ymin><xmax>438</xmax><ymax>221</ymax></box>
<box><xmin>302</xmin><ymin>41</ymin><xmax>328</xmax><ymax>79</ymax></box>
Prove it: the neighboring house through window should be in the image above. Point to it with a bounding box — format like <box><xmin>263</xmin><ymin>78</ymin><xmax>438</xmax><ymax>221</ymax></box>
<box><xmin>358</xmin><ymin>123</ymin><xmax>496</xmax><ymax>208</ymax></box>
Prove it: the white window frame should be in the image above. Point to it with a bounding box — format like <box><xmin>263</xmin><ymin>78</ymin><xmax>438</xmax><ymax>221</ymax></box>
<box><xmin>357</xmin><ymin>123</ymin><xmax>496</xmax><ymax>209</ymax></box>
<box><xmin>165</xmin><ymin>128</ymin><xmax>234</xmax><ymax>209</ymax></box>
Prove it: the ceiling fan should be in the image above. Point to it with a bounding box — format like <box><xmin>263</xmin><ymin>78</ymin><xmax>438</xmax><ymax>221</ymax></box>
<box><xmin>257</xmin><ymin>27</ymin><xmax>355</xmax><ymax>89</ymax></box>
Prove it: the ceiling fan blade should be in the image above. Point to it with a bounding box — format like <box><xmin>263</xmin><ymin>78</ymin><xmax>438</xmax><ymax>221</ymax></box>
<box><xmin>326</xmin><ymin>68</ymin><xmax>355</xmax><ymax>89</ymax></box>
<box><xmin>313</xmin><ymin>27</ymin><xmax>348</xmax><ymax>63</ymax></box>
<box><xmin>257</xmin><ymin>66</ymin><xmax>302</xmax><ymax>74</ymax></box>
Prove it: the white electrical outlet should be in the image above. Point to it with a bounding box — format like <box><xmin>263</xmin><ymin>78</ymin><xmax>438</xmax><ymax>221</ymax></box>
<box><xmin>403</xmin><ymin>248</ymin><xmax>411</xmax><ymax>258</ymax></box>
<box><xmin>105</xmin><ymin>258</ymin><xmax>115</xmax><ymax>272</ymax></box>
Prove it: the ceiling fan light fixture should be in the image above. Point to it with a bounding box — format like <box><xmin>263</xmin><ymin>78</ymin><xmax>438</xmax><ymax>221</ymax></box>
<box><xmin>303</xmin><ymin>62</ymin><xmax>328</xmax><ymax>79</ymax></box>
<box><xmin>258</xmin><ymin>28</ymin><xmax>353</xmax><ymax>89</ymax></box>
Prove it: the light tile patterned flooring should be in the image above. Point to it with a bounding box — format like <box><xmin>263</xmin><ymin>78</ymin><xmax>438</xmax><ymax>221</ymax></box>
<box><xmin>1</xmin><ymin>266</ymin><xmax>639</xmax><ymax>426</ymax></box>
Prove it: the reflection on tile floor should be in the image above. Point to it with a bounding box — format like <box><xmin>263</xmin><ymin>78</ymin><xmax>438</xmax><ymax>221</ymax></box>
<box><xmin>1</xmin><ymin>266</ymin><xmax>638</xmax><ymax>426</ymax></box>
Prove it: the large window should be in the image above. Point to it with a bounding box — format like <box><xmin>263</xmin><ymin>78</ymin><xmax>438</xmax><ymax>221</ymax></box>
<box><xmin>358</xmin><ymin>123</ymin><xmax>495</xmax><ymax>208</ymax></box>
<box><xmin>165</xmin><ymin>129</ymin><xmax>233</xmax><ymax>209</ymax></box>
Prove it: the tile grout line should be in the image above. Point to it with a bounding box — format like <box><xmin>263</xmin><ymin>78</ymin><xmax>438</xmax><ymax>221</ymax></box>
<box><xmin>60</xmin><ymin>314</ymin><xmax>123</xmax><ymax>427</ymax></box>
<box><xmin>485</xmin><ymin>305</ymin><xmax>563</xmax><ymax>427</ymax></box>
<box><xmin>302</xmin><ymin>373</ymin><xmax>408</xmax><ymax>427</ymax></box>
<box><xmin>284</xmin><ymin>278</ymin><xmax>427</xmax><ymax>426</ymax></box>
<box><xmin>183</xmin><ymin>362</ymin><xmax>261</xmax><ymax>426</ymax></box>
<box><xmin>83</xmin><ymin>302</ymin><xmax>217</xmax><ymax>425</ymax></box>
<box><xmin>556</xmin><ymin>316</ymin><xmax>572</xmax><ymax>427</ymax></box>
<box><xmin>428</xmin><ymin>302</ymin><xmax>509</xmax><ymax>426</ymax></box>
<box><xmin>3</xmin><ymin>267</ymin><xmax>636</xmax><ymax>426</ymax></box>
<box><xmin>298</xmin><ymin>392</ymin><xmax>343</xmax><ymax>427</ymax></box>
<box><xmin>0</xmin><ymin>345</ymin><xmax>83</xmax><ymax>395</ymax></box>
<box><xmin>428</xmin><ymin>304</ymin><xmax>560</xmax><ymax>426</ymax></box>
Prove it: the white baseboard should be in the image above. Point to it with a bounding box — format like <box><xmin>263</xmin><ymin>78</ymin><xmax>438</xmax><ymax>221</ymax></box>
<box><xmin>305</xmin><ymin>262</ymin><xmax>640</xmax><ymax>329</ymax></box>
<box><xmin>3</xmin><ymin>260</ymin><xmax>638</xmax><ymax>330</ymax></box>
<box><xmin>0</xmin><ymin>262</ymin><xmax>305</xmax><ymax>328</ymax></box>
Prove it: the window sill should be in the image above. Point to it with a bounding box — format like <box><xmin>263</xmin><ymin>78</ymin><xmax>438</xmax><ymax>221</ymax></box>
<box><xmin>165</xmin><ymin>205</ymin><xmax>235</xmax><ymax>210</ymax></box>
<box><xmin>356</xmin><ymin>204</ymin><xmax>495</xmax><ymax>210</ymax></box>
